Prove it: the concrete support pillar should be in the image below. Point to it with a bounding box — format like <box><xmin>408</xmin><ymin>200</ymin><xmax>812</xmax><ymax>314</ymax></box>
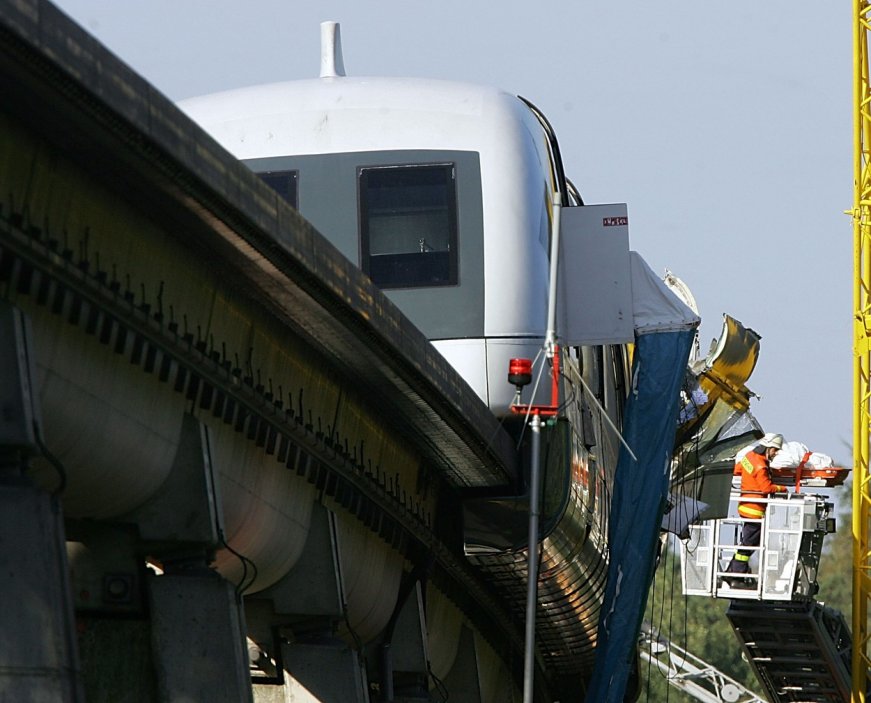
<box><xmin>0</xmin><ymin>482</ymin><xmax>84</xmax><ymax>702</ymax></box>
<box><xmin>388</xmin><ymin>581</ymin><xmax>430</xmax><ymax>702</ymax></box>
<box><xmin>0</xmin><ymin>301</ymin><xmax>84</xmax><ymax>701</ymax></box>
<box><xmin>255</xmin><ymin>502</ymin><xmax>344</xmax><ymax>625</ymax></box>
<box><xmin>67</xmin><ymin>521</ymin><xmax>155</xmax><ymax>698</ymax></box>
<box><xmin>442</xmin><ymin>626</ymin><xmax>483</xmax><ymax>703</ymax></box>
<box><xmin>126</xmin><ymin>413</ymin><xmax>224</xmax><ymax>554</ymax></box>
<box><xmin>250</xmin><ymin>503</ymin><xmax>368</xmax><ymax>703</ymax></box>
<box><xmin>279</xmin><ymin>638</ymin><xmax>368</xmax><ymax>703</ymax></box>
<box><xmin>128</xmin><ymin>413</ymin><xmax>253</xmax><ymax>702</ymax></box>
<box><xmin>149</xmin><ymin>569</ymin><xmax>253</xmax><ymax>702</ymax></box>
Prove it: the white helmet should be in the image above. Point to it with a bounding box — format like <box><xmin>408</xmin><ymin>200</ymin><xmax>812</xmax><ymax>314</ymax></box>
<box><xmin>759</xmin><ymin>433</ymin><xmax>783</xmax><ymax>450</ymax></box>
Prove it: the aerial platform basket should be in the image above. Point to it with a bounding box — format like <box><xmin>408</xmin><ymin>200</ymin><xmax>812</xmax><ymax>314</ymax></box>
<box><xmin>679</xmin><ymin>493</ymin><xmax>835</xmax><ymax>601</ymax></box>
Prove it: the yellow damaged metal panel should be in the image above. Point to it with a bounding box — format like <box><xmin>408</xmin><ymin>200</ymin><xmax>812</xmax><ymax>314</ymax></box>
<box><xmin>698</xmin><ymin>315</ymin><xmax>761</xmax><ymax>413</ymax></box>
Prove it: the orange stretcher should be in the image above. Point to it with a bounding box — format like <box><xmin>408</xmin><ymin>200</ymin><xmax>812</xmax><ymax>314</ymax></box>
<box><xmin>769</xmin><ymin>465</ymin><xmax>849</xmax><ymax>491</ymax></box>
<box><xmin>733</xmin><ymin>453</ymin><xmax>849</xmax><ymax>491</ymax></box>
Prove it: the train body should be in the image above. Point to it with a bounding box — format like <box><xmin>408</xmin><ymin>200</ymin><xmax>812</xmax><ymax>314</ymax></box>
<box><xmin>182</xmin><ymin>74</ymin><xmax>562</xmax><ymax>413</ymax></box>
<box><xmin>180</xmin><ymin>36</ymin><xmax>632</xmax><ymax>695</ymax></box>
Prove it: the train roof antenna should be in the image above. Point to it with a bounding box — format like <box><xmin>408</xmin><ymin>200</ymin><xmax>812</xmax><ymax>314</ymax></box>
<box><xmin>320</xmin><ymin>21</ymin><xmax>346</xmax><ymax>78</ymax></box>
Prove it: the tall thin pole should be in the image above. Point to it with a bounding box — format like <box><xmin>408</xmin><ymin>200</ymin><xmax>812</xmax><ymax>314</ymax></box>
<box><xmin>854</xmin><ymin>2</ymin><xmax>871</xmax><ymax>700</ymax></box>
<box><xmin>523</xmin><ymin>412</ymin><xmax>543</xmax><ymax>703</ymax></box>
<box><xmin>544</xmin><ymin>192</ymin><xmax>563</xmax><ymax>357</ymax></box>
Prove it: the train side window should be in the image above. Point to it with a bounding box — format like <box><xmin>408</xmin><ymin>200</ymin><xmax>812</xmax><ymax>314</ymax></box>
<box><xmin>607</xmin><ymin>345</ymin><xmax>627</xmax><ymax>419</ymax></box>
<box><xmin>359</xmin><ymin>164</ymin><xmax>458</xmax><ymax>288</ymax></box>
<box><xmin>258</xmin><ymin>170</ymin><xmax>299</xmax><ymax>209</ymax></box>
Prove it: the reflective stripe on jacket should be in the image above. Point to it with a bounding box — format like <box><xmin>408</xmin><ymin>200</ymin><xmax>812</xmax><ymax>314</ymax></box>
<box><xmin>736</xmin><ymin>450</ymin><xmax>786</xmax><ymax>519</ymax></box>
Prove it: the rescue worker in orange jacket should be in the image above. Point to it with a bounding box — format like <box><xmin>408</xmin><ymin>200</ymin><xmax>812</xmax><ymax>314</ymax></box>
<box><xmin>725</xmin><ymin>433</ymin><xmax>788</xmax><ymax>584</ymax></box>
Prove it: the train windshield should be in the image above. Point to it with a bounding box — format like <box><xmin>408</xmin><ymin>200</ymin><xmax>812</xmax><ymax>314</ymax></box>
<box><xmin>359</xmin><ymin>164</ymin><xmax>458</xmax><ymax>288</ymax></box>
<box><xmin>258</xmin><ymin>170</ymin><xmax>298</xmax><ymax>209</ymax></box>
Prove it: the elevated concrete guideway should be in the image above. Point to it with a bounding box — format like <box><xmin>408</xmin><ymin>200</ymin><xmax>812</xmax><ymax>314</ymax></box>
<box><xmin>0</xmin><ymin>2</ymin><xmax>527</xmax><ymax>701</ymax></box>
<box><xmin>0</xmin><ymin>0</ymin><xmax>516</xmax><ymax>489</ymax></box>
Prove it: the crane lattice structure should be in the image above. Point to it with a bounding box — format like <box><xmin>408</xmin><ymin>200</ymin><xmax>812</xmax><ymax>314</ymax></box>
<box><xmin>855</xmin><ymin>2</ymin><xmax>871</xmax><ymax>701</ymax></box>
<box><xmin>638</xmin><ymin>624</ymin><xmax>765</xmax><ymax>703</ymax></box>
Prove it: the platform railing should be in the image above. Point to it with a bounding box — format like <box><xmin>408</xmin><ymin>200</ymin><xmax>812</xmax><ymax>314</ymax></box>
<box><xmin>680</xmin><ymin>493</ymin><xmax>834</xmax><ymax>601</ymax></box>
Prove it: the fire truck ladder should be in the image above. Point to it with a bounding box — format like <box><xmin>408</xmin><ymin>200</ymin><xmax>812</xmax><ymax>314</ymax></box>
<box><xmin>679</xmin><ymin>492</ymin><xmax>858</xmax><ymax>701</ymax></box>
<box><xmin>725</xmin><ymin>600</ymin><xmax>853</xmax><ymax>703</ymax></box>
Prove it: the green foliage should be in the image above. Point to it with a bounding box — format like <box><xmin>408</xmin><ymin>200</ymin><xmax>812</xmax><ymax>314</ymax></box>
<box><xmin>640</xmin><ymin>542</ymin><xmax>765</xmax><ymax>702</ymax></box>
<box><xmin>815</xmin><ymin>483</ymin><xmax>852</xmax><ymax>619</ymax></box>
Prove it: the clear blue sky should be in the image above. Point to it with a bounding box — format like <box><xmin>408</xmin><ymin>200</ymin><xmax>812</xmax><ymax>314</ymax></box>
<box><xmin>51</xmin><ymin>1</ymin><xmax>852</xmax><ymax>466</ymax></box>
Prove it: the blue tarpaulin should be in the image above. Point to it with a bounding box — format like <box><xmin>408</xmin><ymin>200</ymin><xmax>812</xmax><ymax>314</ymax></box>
<box><xmin>584</xmin><ymin>327</ymin><xmax>695</xmax><ymax>702</ymax></box>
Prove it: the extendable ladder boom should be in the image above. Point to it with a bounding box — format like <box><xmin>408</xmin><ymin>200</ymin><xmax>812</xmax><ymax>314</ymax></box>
<box><xmin>725</xmin><ymin>600</ymin><xmax>853</xmax><ymax>703</ymax></box>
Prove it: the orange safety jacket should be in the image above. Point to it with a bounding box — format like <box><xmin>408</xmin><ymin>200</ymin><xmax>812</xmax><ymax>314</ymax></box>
<box><xmin>735</xmin><ymin>450</ymin><xmax>787</xmax><ymax>519</ymax></box>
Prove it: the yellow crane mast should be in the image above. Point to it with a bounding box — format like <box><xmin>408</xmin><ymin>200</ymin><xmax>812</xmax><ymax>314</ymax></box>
<box><xmin>854</xmin><ymin>3</ymin><xmax>871</xmax><ymax>700</ymax></box>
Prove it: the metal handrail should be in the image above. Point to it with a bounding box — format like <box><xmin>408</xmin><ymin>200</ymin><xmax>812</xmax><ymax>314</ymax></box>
<box><xmin>681</xmin><ymin>492</ymin><xmax>832</xmax><ymax>602</ymax></box>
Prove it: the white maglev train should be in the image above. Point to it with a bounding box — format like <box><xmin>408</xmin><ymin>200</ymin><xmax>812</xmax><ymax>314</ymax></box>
<box><xmin>181</xmin><ymin>23</ymin><xmax>631</xmax><ymax>693</ymax></box>
<box><xmin>181</xmin><ymin>31</ymin><xmax>563</xmax><ymax>415</ymax></box>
